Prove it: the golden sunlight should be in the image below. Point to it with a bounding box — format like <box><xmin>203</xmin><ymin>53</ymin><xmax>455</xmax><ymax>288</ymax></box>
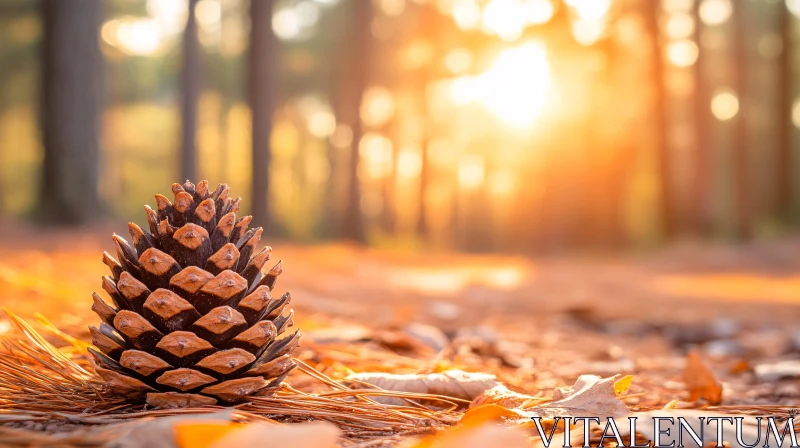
<box><xmin>458</xmin><ymin>154</ymin><xmax>486</xmax><ymax>189</ymax></box>
<box><xmin>482</xmin><ymin>0</ymin><xmax>527</xmax><ymax>41</ymax></box>
<box><xmin>564</xmin><ymin>0</ymin><xmax>612</xmax><ymax>21</ymax></box>
<box><xmin>476</xmin><ymin>42</ymin><xmax>551</xmax><ymax>128</ymax></box>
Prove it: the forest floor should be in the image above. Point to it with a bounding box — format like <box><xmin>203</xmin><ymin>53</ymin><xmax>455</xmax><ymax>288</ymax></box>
<box><xmin>1</xmin><ymin>221</ymin><xmax>800</xmax><ymax>446</ymax></box>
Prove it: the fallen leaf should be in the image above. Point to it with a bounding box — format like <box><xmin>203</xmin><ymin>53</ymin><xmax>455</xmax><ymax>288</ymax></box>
<box><xmin>754</xmin><ymin>360</ymin><xmax>800</xmax><ymax>381</ymax></box>
<box><xmin>114</xmin><ymin>411</ymin><xmax>236</xmax><ymax>448</ymax></box>
<box><xmin>614</xmin><ymin>375</ymin><xmax>633</xmax><ymax>395</ymax></box>
<box><xmin>683</xmin><ymin>351</ymin><xmax>723</xmax><ymax>404</ymax></box>
<box><xmin>404</xmin><ymin>322</ymin><xmax>450</xmax><ymax>352</ymax></box>
<box><xmin>471</xmin><ymin>384</ymin><xmax>545</xmax><ymax>409</ymax></box>
<box><xmin>535</xmin><ymin>374</ymin><xmax>630</xmax><ymax>418</ymax></box>
<box><xmin>174</xmin><ymin>421</ymin><xmax>244</xmax><ymax>448</ymax></box>
<box><xmin>662</xmin><ymin>399</ymin><xmax>679</xmax><ymax>410</ymax></box>
<box><xmin>460</xmin><ymin>404</ymin><xmax>524</xmax><ymax>427</ymax></box>
<box><xmin>208</xmin><ymin>422</ymin><xmax>340</xmax><ymax>448</ymax></box>
<box><xmin>346</xmin><ymin>369</ymin><xmax>501</xmax><ymax>405</ymax></box>
<box><xmin>729</xmin><ymin>358</ymin><xmax>751</xmax><ymax>375</ymax></box>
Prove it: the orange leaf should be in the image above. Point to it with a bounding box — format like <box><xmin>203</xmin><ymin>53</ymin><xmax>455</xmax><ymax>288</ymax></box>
<box><xmin>174</xmin><ymin>421</ymin><xmax>243</xmax><ymax>448</ymax></box>
<box><xmin>614</xmin><ymin>375</ymin><xmax>633</xmax><ymax>395</ymax></box>
<box><xmin>683</xmin><ymin>351</ymin><xmax>722</xmax><ymax>405</ymax></box>
<box><xmin>460</xmin><ymin>404</ymin><xmax>521</xmax><ymax>427</ymax></box>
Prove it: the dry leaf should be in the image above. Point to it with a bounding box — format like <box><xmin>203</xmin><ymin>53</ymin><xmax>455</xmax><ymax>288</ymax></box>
<box><xmin>112</xmin><ymin>411</ymin><xmax>236</xmax><ymax>448</ymax></box>
<box><xmin>460</xmin><ymin>404</ymin><xmax>525</xmax><ymax>427</ymax></box>
<box><xmin>683</xmin><ymin>351</ymin><xmax>723</xmax><ymax>404</ymax></box>
<box><xmin>729</xmin><ymin>358</ymin><xmax>751</xmax><ymax>375</ymax></box>
<box><xmin>471</xmin><ymin>384</ymin><xmax>545</xmax><ymax>409</ymax></box>
<box><xmin>614</xmin><ymin>375</ymin><xmax>633</xmax><ymax>395</ymax></box>
<box><xmin>662</xmin><ymin>399</ymin><xmax>679</xmax><ymax>410</ymax></box>
<box><xmin>346</xmin><ymin>369</ymin><xmax>500</xmax><ymax>405</ymax></box>
<box><xmin>534</xmin><ymin>374</ymin><xmax>630</xmax><ymax>418</ymax></box>
<box><xmin>208</xmin><ymin>422</ymin><xmax>340</xmax><ymax>448</ymax></box>
<box><xmin>174</xmin><ymin>421</ymin><xmax>244</xmax><ymax>448</ymax></box>
<box><xmin>754</xmin><ymin>360</ymin><xmax>800</xmax><ymax>381</ymax></box>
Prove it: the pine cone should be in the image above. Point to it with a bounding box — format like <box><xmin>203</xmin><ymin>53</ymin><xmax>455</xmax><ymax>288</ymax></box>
<box><xmin>89</xmin><ymin>180</ymin><xmax>299</xmax><ymax>408</ymax></box>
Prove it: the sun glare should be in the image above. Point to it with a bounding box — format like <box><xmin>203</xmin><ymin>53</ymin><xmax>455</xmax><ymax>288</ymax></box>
<box><xmin>476</xmin><ymin>42</ymin><xmax>551</xmax><ymax>128</ymax></box>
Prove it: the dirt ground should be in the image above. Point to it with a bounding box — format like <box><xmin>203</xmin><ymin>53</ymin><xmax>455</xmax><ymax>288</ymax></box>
<box><xmin>2</xmin><ymin>220</ymin><xmax>800</xmax><ymax>410</ymax></box>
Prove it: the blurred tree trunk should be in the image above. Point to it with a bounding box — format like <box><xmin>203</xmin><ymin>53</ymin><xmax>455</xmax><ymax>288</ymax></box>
<box><xmin>692</xmin><ymin>0</ymin><xmax>713</xmax><ymax>236</ymax></box>
<box><xmin>416</xmin><ymin>3</ymin><xmax>438</xmax><ymax>239</ymax></box>
<box><xmin>180</xmin><ymin>0</ymin><xmax>200</xmax><ymax>183</ymax></box>
<box><xmin>733</xmin><ymin>0</ymin><xmax>752</xmax><ymax>239</ymax></box>
<box><xmin>417</xmin><ymin>141</ymin><xmax>429</xmax><ymax>237</ymax></box>
<box><xmin>645</xmin><ymin>0</ymin><xmax>674</xmax><ymax>240</ymax></box>
<box><xmin>341</xmin><ymin>0</ymin><xmax>372</xmax><ymax>242</ymax></box>
<box><xmin>37</xmin><ymin>0</ymin><xmax>102</xmax><ymax>224</ymax></box>
<box><xmin>249</xmin><ymin>0</ymin><xmax>277</xmax><ymax>231</ymax></box>
<box><xmin>777</xmin><ymin>1</ymin><xmax>794</xmax><ymax>222</ymax></box>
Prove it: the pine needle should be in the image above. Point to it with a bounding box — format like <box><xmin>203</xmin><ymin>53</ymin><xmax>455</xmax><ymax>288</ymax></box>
<box><xmin>0</xmin><ymin>314</ymin><xmax>456</xmax><ymax>446</ymax></box>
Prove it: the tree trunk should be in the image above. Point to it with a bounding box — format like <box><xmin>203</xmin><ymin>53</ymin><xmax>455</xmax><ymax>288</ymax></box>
<box><xmin>777</xmin><ymin>1</ymin><xmax>794</xmax><ymax>222</ymax></box>
<box><xmin>341</xmin><ymin>0</ymin><xmax>372</xmax><ymax>242</ymax></box>
<box><xmin>249</xmin><ymin>0</ymin><xmax>278</xmax><ymax>231</ymax></box>
<box><xmin>733</xmin><ymin>0</ymin><xmax>752</xmax><ymax>240</ymax></box>
<box><xmin>692</xmin><ymin>0</ymin><xmax>713</xmax><ymax>236</ymax></box>
<box><xmin>180</xmin><ymin>0</ymin><xmax>200</xmax><ymax>183</ymax></box>
<box><xmin>38</xmin><ymin>0</ymin><xmax>102</xmax><ymax>225</ymax></box>
<box><xmin>416</xmin><ymin>3</ymin><xmax>438</xmax><ymax>240</ymax></box>
<box><xmin>645</xmin><ymin>0</ymin><xmax>674</xmax><ymax>240</ymax></box>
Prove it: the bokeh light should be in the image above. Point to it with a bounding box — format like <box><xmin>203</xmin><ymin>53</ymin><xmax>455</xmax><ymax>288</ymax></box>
<box><xmin>523</xmin><ymin>0</ymin><xmax>555</xmax><ymax>25</ymax></box>
<box><xmin>330</xmin><ymin>124</ymin><xmax>353</xmax><ymax>149</ymax></box>
<box><xmin>564</xmin><ymin>0</ymin><xmax>612</xmax><ymax>21</ymax></box>
<box><xmin>397</xmin><ymin>148</ymin><xmax>423</xmax><ymax>178</ymax></box>
<box><xmin>698</xmin><ymin>0</ymin><xmax>732</xmax><ymax>26</ymax></box>
<box><xmin>451</xmin><ymin>0</ymin><xmax>482</xmax><ymax>30</ymax></box>
<box><xmin>361</xmin><ymin>87</ymin><xmax>396</xmax><ymax>128</ymax></box>
<box><xmin>711</xmin><ymin>89</ymin><xmax>739</xmax><ymax>121</ymax></box>
<box><xmin>571</xmin><ymin>18</ymin><xmax>605</xmax><ymax>46</ymax></box>
<box><xmin>661</xmin><ymin>0</ymin><xmax>694</xmax><ymax>15</ymax></box>
<box><xmin>458</xmin><ymin>154</ymin><xmax>485</xmax><ymax>189</ymax></box>
<box><xmin>788</xmin><ymin>0</ymin><xmax>800</xmax><ymax>19</ymax></box>
<box><xmin>667</xmin><ymin>40</ymin><xmax>699</xmax><ymax>67</ymax></box>
<box><xmin>665</xmin><ymin>13</ymin><xmax>695</xmax><ymax>40</ymax></box>
<box><xmin>482</xmin><ymin>0</ymin><xmax>526</xmax><ymax>41</ymax></box>
<box><xmin>112</xmin><ymin>18</ymin><xmax>164</xmax><ymax>56</ymax></box>
<box><xmin>359</xmin><ymin>133</ymin><xmax>394</xmax><ymax>179</ymax></box>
